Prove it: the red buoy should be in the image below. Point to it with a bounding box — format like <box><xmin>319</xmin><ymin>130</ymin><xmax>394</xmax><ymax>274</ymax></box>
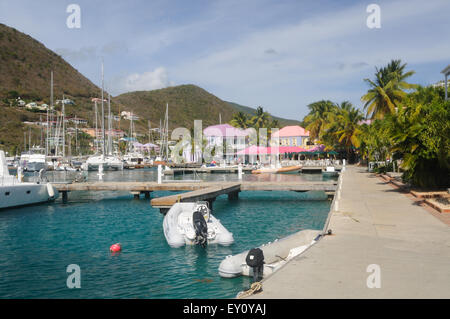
<box><xmin>110</xmin><ymin>243</ymin><xmax>121</xmax><ymax>253</ymax></box>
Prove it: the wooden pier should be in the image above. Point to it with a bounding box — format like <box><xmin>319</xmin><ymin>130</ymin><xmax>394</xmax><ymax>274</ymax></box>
<box><xmin>150</xmin><ymin>183</ymin><xmax>241</xmax><ymax>213</ymax></box>
<box><xmin>53</xmin><ymin>180</ymin><xmax>337</xmax><ymax>211</ymax></box>
<box><xmin>53</xmin><ymin>180</ymin><xmax>337</xmax><ymax>193</ymax></box>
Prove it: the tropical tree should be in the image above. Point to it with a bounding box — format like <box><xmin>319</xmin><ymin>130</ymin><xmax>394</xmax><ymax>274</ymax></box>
<box><xmin>302</xmin><ymin>100</ymin><xmax>335</xmax><ymax>140</ymax></box>
<box><xmin>361</xmin><ymin>59</ymin><xmax>416</xmax><ymax>119</ymax></box>
<box><xmin>388</xmin><ymin>86</ymin><xmax>450</xmax><ymax>187</ymax></box>
<box><xmin>230</xmin><ymin>111</ymin><xmax>250</xmax><ymax>129</ymax></box>
<box><xmin>250</xmin><ymin>106</ymin><xmax>271</xmax><ymax>130</ymax></box>
<box><xmin>317</xmin><ymin>101</ymin><xmax>364</xmax><ymax>161</ymax></box>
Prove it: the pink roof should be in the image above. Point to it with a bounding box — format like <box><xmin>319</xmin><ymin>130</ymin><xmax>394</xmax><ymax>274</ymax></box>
<box><xmin>203</xmin><ymin>124</ymin><xmax>249</xmax><ymax>137</ymax></box>
<box><xmin>272</xmin><ymin>126</ymin><xmax>310</xmax><ymax>138</ymax></box>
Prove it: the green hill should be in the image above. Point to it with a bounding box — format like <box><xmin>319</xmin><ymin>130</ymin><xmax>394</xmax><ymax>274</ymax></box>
<box><xmin>115</xmin><ymin>85</ymin><xmax>300</xmax><ymax>132</ymax></box>
<box><xmin>0</xmin><ymin>23</ymin><xmax>299</xmax><ymax>154</ymax></box>
<box><xmin>115</xmin><ymin>85</ymin><xmax>237</xmax><ymax>130</ymax></box>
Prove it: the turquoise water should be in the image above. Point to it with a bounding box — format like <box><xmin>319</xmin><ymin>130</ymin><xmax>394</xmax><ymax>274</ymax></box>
<box><xmin>0</xmin><ymin>170</ymin><xmax>333</xmax><ymax>298</ymax></box>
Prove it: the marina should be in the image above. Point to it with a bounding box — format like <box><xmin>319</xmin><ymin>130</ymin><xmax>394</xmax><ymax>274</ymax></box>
<box><xmin>0</xmin><ymin>1</ymin><xmax>449</xmax><ymax>305</ymax></box>
<box><xmin>0</xmin><ymin>169</ymin><xmax>333</xmax><ymax>298</ymax></box>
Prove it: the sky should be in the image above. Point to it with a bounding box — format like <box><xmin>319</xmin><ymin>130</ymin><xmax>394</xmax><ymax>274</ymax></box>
<box><xmin>0</xmin><ymin>0</ymin><xmax>449</xmax><ymax>121</ymax></box>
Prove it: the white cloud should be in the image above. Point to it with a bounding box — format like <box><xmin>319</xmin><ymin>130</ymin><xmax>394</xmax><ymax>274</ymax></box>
<box><xmin>112</xmin><ymin>67</ymin><xmax>174</xmax><ymax>94</ymax></box>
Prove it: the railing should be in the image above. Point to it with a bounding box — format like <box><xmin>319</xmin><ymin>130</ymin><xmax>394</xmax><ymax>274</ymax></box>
<box><xmin>280</xmin><ymin>159</ymin><xmax>341</xmax><ymax>167</ymax></box>
<box><xmin>0</xmin><ymin>175</ymin><xmax>19</xmax><ymax>186</ymax></box>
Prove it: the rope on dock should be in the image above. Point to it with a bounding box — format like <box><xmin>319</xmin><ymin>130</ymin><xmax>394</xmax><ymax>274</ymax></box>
<box><xmin>236</xmin><ymin>282</ymin><xmax>263</xmax><ymax>299</ymax></box>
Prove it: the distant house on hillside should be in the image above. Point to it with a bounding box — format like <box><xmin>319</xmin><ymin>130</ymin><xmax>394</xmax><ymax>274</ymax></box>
<box><xmin>25</xmin><ymin>102</ymin><xmax>48</xmax><ymax>112</ymax></box>
<box><xmin>66</xmin><ymin>118</ymin><xmax>88</xmax><ymax>125</ymax></box>
<box><xmin>272</xmin><ymin>125</ymin><xmax>311</xmax><ymax>148</ymax></box>
<box><xmin>25</xmin><ymin>102</ymin><xmax>37</xmax><ymax>109</ymax></box>
<box><xmin>121</xmin><ymin>111</ymin><xmax>139</xmax><ymax>121</ymax></box>
<box><xmin>56</xmin><ymin>99</ymin><xmax>75</xmax><ymax>105</ymax></box>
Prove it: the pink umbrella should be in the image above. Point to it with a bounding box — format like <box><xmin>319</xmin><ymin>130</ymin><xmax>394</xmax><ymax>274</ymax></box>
<box><xmin>237</xmin><ymin>145</ymin><xmax>269</xmax><ymax>155</ymax></box>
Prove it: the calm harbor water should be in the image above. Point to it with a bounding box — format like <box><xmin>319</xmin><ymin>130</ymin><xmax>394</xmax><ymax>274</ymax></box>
<box><xmin>0</xmin><ymin>169</ymin><xmax>333</xmax><ymax>298</ymax></box>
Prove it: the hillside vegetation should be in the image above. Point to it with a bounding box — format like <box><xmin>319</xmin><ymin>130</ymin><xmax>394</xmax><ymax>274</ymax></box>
<box><xmin>0</xmin><ymin>23</ymin><xmax>299</xmax><ymax>154</ymax></box>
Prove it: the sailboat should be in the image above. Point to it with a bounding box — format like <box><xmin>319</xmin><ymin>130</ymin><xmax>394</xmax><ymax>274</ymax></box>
<box><xmin>85</xmin><ymin>62</ymin><xmax>123</xmax><ymax>171</ymax></box>
<box><xmin>123</xmin><ymin>111</ymin><xmax>144</xmax><ymax>168</ymax></box>
<box><xmin>20</xmin><ymin>128</ymin><xmax>46</xmax><ymax>172</ymax></box>
<box><xmin>155</xmin><ymin>103</ymin><xmax>170</xmax><ymax>167</ymax></box>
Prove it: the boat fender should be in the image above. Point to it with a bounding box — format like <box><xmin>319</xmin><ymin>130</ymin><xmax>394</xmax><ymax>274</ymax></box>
<box><xmin>47</xmin><ymin>183</ymin><xmax>55</xmax><ymax>199</ymax></box>
<box><xmin>110</xmin><ymin>243</ymin><xmax>122</xmax><ymax>253</ymax></box>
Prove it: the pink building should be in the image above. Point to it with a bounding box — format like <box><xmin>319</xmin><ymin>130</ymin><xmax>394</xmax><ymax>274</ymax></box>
<box><xmin>272</xmin><ymin>125</ymin><xmax>311</xmax><ymax>148</ymax></box>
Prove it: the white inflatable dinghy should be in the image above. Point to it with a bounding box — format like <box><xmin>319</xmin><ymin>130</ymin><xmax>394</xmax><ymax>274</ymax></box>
<box><xmin>163</xmin><ymin>201</ymin><xmax>234</xmax><ymax>248</ymax></box>
<box><xmin>218</xmin><ymin>229</ymin><xmax>321</xmax><ymax>278</ymax></box>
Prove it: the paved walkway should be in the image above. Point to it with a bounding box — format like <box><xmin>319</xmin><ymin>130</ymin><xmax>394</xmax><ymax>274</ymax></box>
<box><xmin>249</xmin><ymin>166</ymin><xmax>450</xmax><ymax>298</ymax></box>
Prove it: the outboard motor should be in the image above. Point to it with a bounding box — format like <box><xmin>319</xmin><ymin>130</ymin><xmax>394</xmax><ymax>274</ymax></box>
<box><xmin>193</xmin><ymin>211</ymin><xmax>208</xmax><ymax>248</ymax></box>
<box><xmin>246</xmin><ymin>248</ymin><xmax>265</xmax><ymax>282</ymax></box>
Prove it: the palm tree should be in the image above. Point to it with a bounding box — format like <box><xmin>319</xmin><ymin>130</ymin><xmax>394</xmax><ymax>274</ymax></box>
<box><xmin>333</xmin><ymin>104</ymin><xmax>364</xmax><ymax>157</ymax></box>
<box><xmin>361</xmin><ymin>59</ymin><xmax>416</xmax><ymax>119</ymax></box>
<box><xmin>302</xmin><ymin>100</ymin><xmax>336</xmax><ymax>140</ymax></box>
<box><xmin>251</xmin><ymin>106</ymin><xmax>271</xmax><ymax>130</ymax></box>
<box><xmin>230</xmin><ymin>111</ymin><xmax>250</xmax><ymax>129</ymax></box>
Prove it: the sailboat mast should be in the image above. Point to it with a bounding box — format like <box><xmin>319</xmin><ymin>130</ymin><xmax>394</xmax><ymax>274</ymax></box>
<box><xmin>94</xmin><ymin>100</ymin><xmax>99</xmax><ymax>154</ymax></box>
<box><xmin>46</xmin><ymin>71</ymin><xmax>52</xmax><ymax>157</ymax></box>
<box><xmin>108</xmin><ymin>93</ymin><xmax>112</xmax><ymax>155</ymax></box>
<box><xmin>101</xmin><ymin>60</ymin><xmax>105</xmax><ymax>156</ymax></box>
<box><xmin>62</xmin><ymin>95</ymin><xmax>65</xmax><ymax>159</ymax></box>
<box><xmin>165</xmin><ymin>103</ymin><xmax>169</xmax><ymax>160</ymax></box>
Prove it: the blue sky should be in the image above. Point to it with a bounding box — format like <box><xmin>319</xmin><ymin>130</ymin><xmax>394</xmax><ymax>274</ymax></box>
<box><xmin>0</xmin><ymin>0</ymin><xmax>449</xmax><ymax>120</ymax></box>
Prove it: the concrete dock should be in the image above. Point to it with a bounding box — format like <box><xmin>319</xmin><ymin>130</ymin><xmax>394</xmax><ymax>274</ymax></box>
<box><xmin>248</xmin><ymin>166</ymin><xmax>450</xmax><ymax>298</ymax></box>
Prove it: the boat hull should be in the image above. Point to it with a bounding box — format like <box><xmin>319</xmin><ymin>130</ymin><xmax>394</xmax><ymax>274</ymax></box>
<box><xmin>0</xmin><ymin>183</ymin><xmax>58</xmax><ymax>210</ymax></box>
<box><xmin>218</xmin><ymin>229</ymin><xmax>320</xmax><ymax>279</ymax></box>
<box><xmin>252</xmin><ymin>165</ymin><xmax>302</xmax><ymax>174</ymax></box>
<box><xmin>87</xmin><ymin>163</ymin><xmax>123</xmax><ymax>171</ymax></box>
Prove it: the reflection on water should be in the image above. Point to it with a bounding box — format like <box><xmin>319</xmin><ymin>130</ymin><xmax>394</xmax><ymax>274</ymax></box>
<box><xmin>42</xmin><ymin>167</ymin><xmax>336</xmax><ymax>184</ymax></box>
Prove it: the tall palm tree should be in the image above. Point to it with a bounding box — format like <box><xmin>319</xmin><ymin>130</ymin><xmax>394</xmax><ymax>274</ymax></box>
<box><xmin>251</xmin><ymin>106</ymin><xmax>271</xmax><ymax>130</ymax></box>
<box><xmin>230</xmin><ymin>111</ymin><xmax>250</xmax><ymax>129</ymax></box>
<box><xmin>333</xmin><ymin>105</ymin><xmax>364</xmax><ymax>151</ymax></box>
<box><xmin>361</xmin><ymin>59</ymin><xmax>416</xmax><ymax>119</ymax></box>
<box><xmin>302</xmin><ymin>100</ymin><xmax>336</xmax><ymax>140</ymax></box>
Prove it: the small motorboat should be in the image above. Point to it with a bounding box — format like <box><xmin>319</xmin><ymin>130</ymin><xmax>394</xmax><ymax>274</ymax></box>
<box><xmin>251</xmin><ymin>165</ymin><xmax>302</xmax><ymax>174</ymax></box>
<box><xmin>218</xmin><ymin>229</ymin><xmax>321</xmax><ymax>279</ymax></box>
<box><xmin>163</xmin><ymin>201</ymin><xmax>234</xmax><ymax>248</ymax></box>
